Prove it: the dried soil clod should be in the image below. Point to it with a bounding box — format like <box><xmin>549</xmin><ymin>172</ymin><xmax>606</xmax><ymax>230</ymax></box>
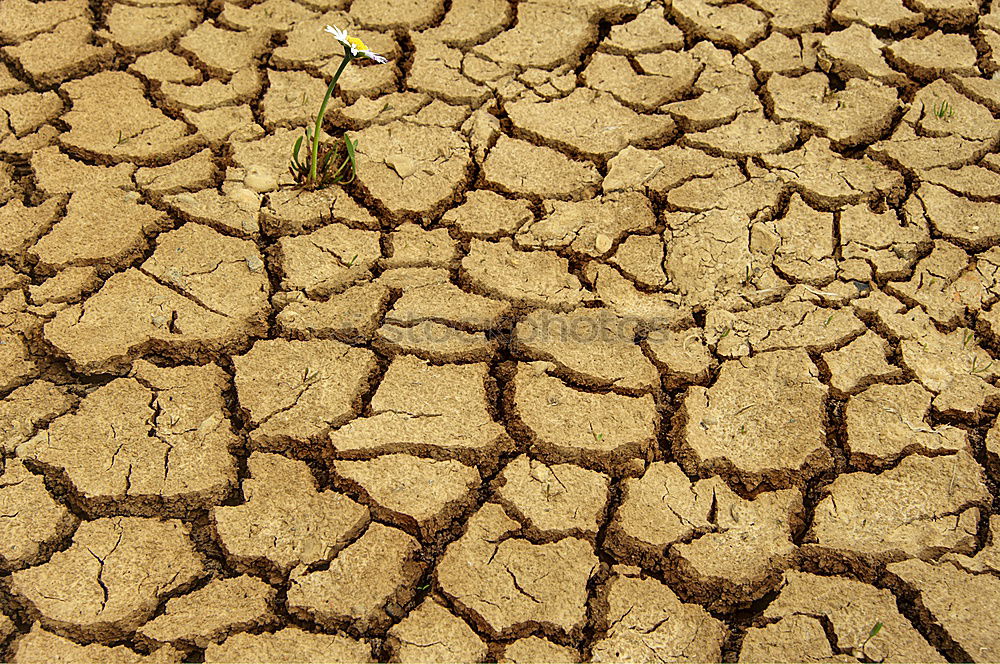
<box><xmin>328</xmin><ymin>355</ymin><xmax>509</xmax><ymax>461</ymax></box>
<box><xmin>765</xmin><ymin>73</ymin><xmax>900</xmax><ymax>148</ymax></box>
<box><xmin>100</xmin><ymin>5</ymin><xmax>198</xmax><ymax>54</ymax></box>
<box><xmin>353</xmin><ymin>122</ymin><xmax>472</xmax><ymax>219</ymax></box>
<box><xmin>741</xmin><ymin>613</ymin><xmax>857</xmax><ymax>663</ymax></box>
<box><xmin>461</xmin><ymin>238</ymin><xmax>589</xmax><ymax>311</ymax></box>
<box><xmin>17</xmin><ymin>362</ymin><xmax>239</xmax><ymax>511</ymax></box>
<box><xmin>0</xmin><ymin>0</ymin><xmax>89</xmax><ymax>43</ymax></box>
<box><xmin>844</xmin><ymin>381</ymin><xmax>969</xmax><ymax>469</ymax></box>
<box><xmin>233</xmin><ymin>338</ymin><xmax>378</xmax><ymax>449</ymax></box>
<box><xmin>29</xmin><ymin>188</ymin><xmax>168</xmax><ymax>274</ymax></box>
<box><xmin>677</xmin><ymin>349</ymin><xmax>831</xmax><ymax>491</ymax></box>
<box><xmin>839</xmin><ymin>201</ymin><xmax>930</xmax><ymax>280</ymax></box>
<box><xmin>501</xmin><ymin>636</ymin><xmax>579</xmax><ymax>663</ymax></box>
<box><xmin>0</xmin><ymin>380</ymin><xmax>75</xmax><ymax>454</ymax></box>
<box><xmin>473</xmin><ymin>2</ymin><xmax>597</xmax><ymax>69</ymax></box>
<box><xmin>0</xmin><ymin>458</ymin><xmax>77</xmax><ymax>570</ymax></box>
<box><xmin>137</xmin><ymin>575</ymin><xmax>278</xmax><ymax>648</ymax></box>
<box><xmin>590</xmin><ymin>570</ymin><xmax>726</xmax><ymax>662</ymax></box>
<box><xmin>482</xmin><ymin>136</ymin><xmax>601</xmax><ymax>201</ymax></box>
<box><xmin>213</xmin><ymin>452</ymin><xmax>370</xmax><ymax>574</ymax></box>
<box><xmin>705</xmin><ymin>292</ymin><xmax>867</xmax><ymax>358</ymax></box>
<box><xmin>495</xmin><ymin>454</ymin><xmax>609</xmax><ymax>537</ymax></box>
<box><xmin>424</xmin><ymin>0</ymin><xmax>510</xmax><ymax>47</ymax></box>
<box><xmin>511</xmin><ymin>362</ymin><xmax>658</xmax><ymax>471</ymax></box>
<box><xmin>44</xmin><ymin>224</ymin><xmax>270</xmax><ymax>374</ymax></box>
<box><xmin>9</xmin><ymin>517</ymin><xmax>205</xmax><ymax>641</ymax></box>
<box><xmin>516</xmin><ymin>192</ymin><xmax>656</xmax><ymax>258</ymax></box>
<box><xmin>332</xmin><ymin>454</ymin><xmax>480</xmax><ymax>539</ymax></box>
<box><xmin>807</xmin><ymin>451</ymin><xmax>989</xmax><ymax>564</ymax></box>
<box><xmin>374</xmin><ymin>320</ymin><xmax>498</xmax><ymax>363</ymax></box>
<box><xmin>886</xmin><ymin>31</ymin><xmax>979</xmax><ymax>80</ymax></box>
<box><xmin>671</xmin><ymin>0</ymin><xmax>768</xmax><ymax>50</ymax></box>
<box><xmin>386</xmin><ymin>282</ymin><xmax>511</xmax><ymax>331</ymax></box>
<box><xmin>177</xmin><ymin>23</ymin><xmax>270</xmax><ymax>78</ymax></box>
<box><xmin>2</xmin><ymin>17</ymin><xmax>112</xmax><ymax>88</ymax></box>
<box><xmin>760</xmin><ymin>571</ymin><xmax>944</xmax><ymax>662</ymax></box>
<box><xmin>513</xmin><ymin>308</ymin><xmax>660</xmax><ymax>393</ymax></box>
<box><xmin>583</xmin><ymin>51</ymin><xmax>701</xmax><ymax>112</ymax></box>
<box><xmin>682</xmin><ymin>112</ymin><xmax>800</xmax><ymax>158</ymax></box>
<box><xmin>436</xmin><ymin>503</ymin><xmax>598</xmax><ymax>637</ymax></box>
<box><xmin>817</xmin><ymin>24</ymin><xmax>908</xmax><ymax>85</ymax></box>
<box><xmin>204</xmin><ymin>628</ymin><xmax>373</xmax><ymax>663</ymax></box>
<box><xmin>831</xmin><ymin>0</ymin><xmax>924</xmax><ymax>31</ymax></box>
<box><xmin>286</xmin><ymin>522</ymin><xmax>423</xmax><ymax>631</ymax></box>
<box><xmin>607</xmin><ymin>463</ymin><xmax>804</xmax><ymax>609</ymax></box>
<box><xmin>440</xmin><ymin>190</ymin><xmax>534</xmax><ymax>239</ymax></box>
<box><xmin>137</xmin><ymin>150</ymin><xmax>218</xmax><ymax>199</ymax></box>
<box><xmin>885</xmin><ymin>558</ymin><xmax>1000</xmax><ymax>660</ymax></box>
<box><xmin>762</xmin><ymin>136</ymin><xmax>904</xmax><ymax>210</ymax></box>
<box><xmin>277</xmin><ymin>281</ymin><xmax>391</xmax><ymax>342</ymax></box>
<box><xmin>606</xmin><ymin>461</ymin><xmax>715</xmax><ymax>564</ymax></box>
<box><xmin>603</xmin><ymin>6</ymin><xmax>684</xmax><ymax>54</ymax></box>
<box><xmin>275</xmin><ymin>223</ymin><xmax>381</xmax><ymax>297</ymax></box>
<box><xmin>386</xmin><ymin>597</ymin><xmax>488</xmax><ymax>663</ymax></box>
<box><xmin>13</xmin><ymin>624</ymin><xmax>185</xmax><ymax>663</ymax></box>
<box><xmin>0</xmin><ymin>197</ymin><xmax>64</xmax><ymax>264</ymax></box>
<box><xmin>821</xmin><ymin>331</ymin><xmax>903</xmax><ymax>396</ymax></box>
<box><xmin>60</xmin><ymin>71</ymin><xmax>201</xmax><ymax>165</ymax></box>
<box><xmin>507</xmin><ymin>88</ymin><xmax>675</xmax><ymax>161</ymax></box>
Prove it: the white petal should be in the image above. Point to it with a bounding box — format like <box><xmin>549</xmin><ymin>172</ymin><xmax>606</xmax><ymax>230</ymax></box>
<box><xmin>362</xmin><ymin>50</ymin><xmax>387</xmax><ymax>64</ymax></box>
<box><xmin>324</xmin><ymin>25</ymin><xmax>350</xmax><ymax>45</ymax></box>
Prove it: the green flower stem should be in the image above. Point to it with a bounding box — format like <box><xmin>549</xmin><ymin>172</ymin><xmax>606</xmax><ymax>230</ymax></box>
<box><xmin>309</xmin><ymin>46</ymin><xmax>353</xmax><ymax>182</ymax></box>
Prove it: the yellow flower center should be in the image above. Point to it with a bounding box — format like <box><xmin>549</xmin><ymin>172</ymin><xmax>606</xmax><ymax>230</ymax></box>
<box><xmin>348</xmin><ymin>36</ymin><xmax>367</xmax><ymax>51</ymax></box>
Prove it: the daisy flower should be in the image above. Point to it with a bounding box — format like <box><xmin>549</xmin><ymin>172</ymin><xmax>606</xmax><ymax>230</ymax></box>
<box><xmin>325</xmin><ymin>25</ymin><xmax>388</xmax><ymax>63</ymax></box>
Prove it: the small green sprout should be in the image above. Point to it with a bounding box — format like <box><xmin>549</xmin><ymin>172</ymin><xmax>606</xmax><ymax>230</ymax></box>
<box><xmin>859</xmin><ymin>621</ymin><xmax>884</xmax><ymax>661</ymax></box>
<box><xmin>970</xmin><ymin>356</ymin><xmax>994</xmax><ymax>376</ymax></box>
<box><xmin>932</xmin><ymin>99</ymin><xmax>954</xmax><ymax>120</ymax></box>
<box><xmin>302</xmin><ymin>367</ymin><xmax>320</xmax><ymax>384</ymax></box>
<box><xmin>114</xmin><ymin>130</ymin><xmax>129</xmax><ymax>146</ymax></box>
<box><xmin>345</xmin><ymin>254</ymin><xmax>359</xmax><ymax>268</ymax></box>
<box><xmin>718</xmin><ymin>327</ymin><xmax>731</xmax><ymax>340</ymax></box>
<box><xmin>823</xmin><ymin>314</ymin><xmax>833</xmax><ymax>327</ymax></box>
<box><xmin>290</xmin><ymin>26</ymin><xmax>387</xmax><ymax>190</ymax></box>
<box><xmin>589</xmin><ymin>423</ymin><xmax>604</xmax><ymax>444</ymax></box>
<box><xmin>963</xmin><ymin>330</ymin><xmax>974</xmax><ymax>348</ymax></box>
<box><xmin>416</xmin><ymin>583</ymin><xmax>430</xmax><ymax>591</ymax></box>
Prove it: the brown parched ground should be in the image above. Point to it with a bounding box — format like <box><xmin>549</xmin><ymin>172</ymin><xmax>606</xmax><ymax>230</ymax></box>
<box><xmin>2</xmin><ymin>0</ymin><xmax>1000</xmax><ymax>661</ymax></box>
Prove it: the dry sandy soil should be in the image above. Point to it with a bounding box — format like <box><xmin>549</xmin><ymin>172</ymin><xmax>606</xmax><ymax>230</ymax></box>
<box><xmin>1</xmin><ymin>0</ymin><xmax>1000</xmax><ymax>661</ymax></box>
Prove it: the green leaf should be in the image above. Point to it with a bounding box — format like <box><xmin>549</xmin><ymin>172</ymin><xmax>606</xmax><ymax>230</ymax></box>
<box><xmin>320</xmin><ymin>149</ymin><xmax>335</xmax><ymax>173</ymax></box>
<box><xmin>869</xmin><ymin>622</ymin><xmax>883</xmax><ymax>639</ymax></box>
<box><xmin>342</xmin><ymin>134</ymin><xmax>357</xmax><ymax>184</ymax></box>
<box><xmin>292</xmin><ymin>134</ymin><xmax>303</xmax><ymax>160</ymax></box>
<box><xmin>327</xmin><ymin>136</ymin><xmax>355</xmax><ymax>183</ymax></box>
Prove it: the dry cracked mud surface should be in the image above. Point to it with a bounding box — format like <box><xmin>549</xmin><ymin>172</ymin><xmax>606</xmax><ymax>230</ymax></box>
<box><xmin>2</xmin><ymin>0</ymin><xmax>1000</xmax><ymax>661</ymax></box>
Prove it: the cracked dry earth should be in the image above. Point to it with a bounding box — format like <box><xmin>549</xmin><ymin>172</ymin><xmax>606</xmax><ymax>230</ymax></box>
<box><xmin>4</xmin><ymin>0</ymin><xmax>1000</xmax><ymax>663</ymax></box>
